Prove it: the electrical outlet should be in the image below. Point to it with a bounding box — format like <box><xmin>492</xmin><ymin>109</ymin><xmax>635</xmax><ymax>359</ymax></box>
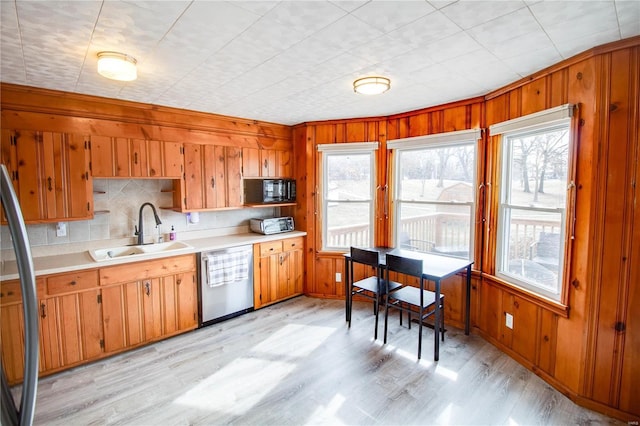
<box><xmin>56</xmin><ymin>222</ymin><xmax>67</xmax><ymax>237</ymax></box>
<box><xmin>335</xmin><ymin>272</ymin><xmax>342</xmax><ymax>283</ymax></box>
<box><xmin>505</xmin><ymin>312</ymin><xmax>514</xmax><ymax>329</ymax></box>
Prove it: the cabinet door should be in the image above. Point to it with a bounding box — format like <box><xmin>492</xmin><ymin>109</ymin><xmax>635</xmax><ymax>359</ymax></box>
<box><xmin>183</xmin><ymin>143</ymin><xmax>204</xmax><ymax>210</ymax></box>
<box><xmin>226</xmin><ymin>146</ymin><xmax>243</xmax><ymax>207</ymax></box>
<box><xmin>101</xmin><ymin>283</ymin><xmax>144</xmax><ymax>352</ymax></box>
<box><xmin>90</xmin><ymin>135</ymin><xmax>115</xmax><ymax>177</ymax></box>
<box><xmin>162</xmin><ymin>272</ymin><xmax>197</xmax><ymax>334</ymax></box>
<box><xmin>40</xmin><ymin>132</ymin><xmax>65</xmax><ymax>219</ymax></box>
<box><xmin>146</xmin><ymin>139</ymin><xmax>163</xmax><ymax>178</ymax></box>
<box><xmin>257</xmin><ymin>252</ymin><xmax>279</xmax><ymax>308</ymax></box>
<box><xmin>113</xmin><ymin>137</ymin><xmax>131</xmax><ymax>177</ymax></box>
<box><xmin>242</xmin><ymin>147</ymin><xmax>261</xmax><ymax>177</ymax></box>
<box><xmin>142</xmin><ymin>279</ymin><xmax>163</xmax><ymax>341</ymax></box>
<box><xmin>163</xmin><ymin>142</ymin><xmax>183</xmax><ymax>178</ymax></box>
<box><xmin>175</xmin><ymin>272</ymin><xmax>197</xmax><ymax>330</ymax></box>
<box><xmin>261</xmin><ymin>149</ymin><xmax>277</xmax><ymax>177</ymax></box>
<box><xmin>65</xmin><ymin>133</ymin><xmax>92</xmax><ymax>219</ymax></box>
<box><xmin>203</xmin><ymin>145</ymin><xmax>226</xmax><ymax>209</ymax></box>
<box><xmin>277</xmin><ymin>150</ymin><xmax>292</xmax><ymax>178</ymax></box>
<box><xmin>0</xmin><ymin>302</ymin><xmax>25</xmax><ymax>384</ymax></box>
<box><xmin>13</xmin><ymin>130</ymin><xmax>41</xmax><ymax>221</ymax></box>
<box><xmin>130</xmin><ymin>139</ymin><xmax>149</xmax><ymax>177</ymax></box>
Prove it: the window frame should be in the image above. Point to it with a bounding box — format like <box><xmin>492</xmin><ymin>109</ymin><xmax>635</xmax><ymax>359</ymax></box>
<box><xmin>490</xmin><ymin>104</ymin><xmax>576</xmax><ymax>305</ymax></box>
<box><xmin>317</xmin><ymin>142</ymin><xmax>378</xmax><ymax>251</ymax></box>
<box><xmin>388</xmin><ymin>129</ymin><xmax>481</xmax><ymax>261</ymax></box>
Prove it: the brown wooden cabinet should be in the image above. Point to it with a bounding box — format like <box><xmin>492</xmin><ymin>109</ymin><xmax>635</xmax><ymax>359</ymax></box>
<box><xmin>253</xmin><ymin>237</ymin><xmax>303</xmax><ymax>309</ymax></box>
<box><xmin>39</xmin><ymin>270</ymin><xmax>103</xmax><ymax>371</ymax></box>
<box><xmin>1</xmin><ymin>273</ymin><xmax>101</xmax><ymax>384</ymax></box>
<box><xmin>1</xmin><ymin>129</ymin><xmax>92</xmax><ymax>223</ymax></box>
<box><xmin>90</xmin><ymin>136</ymin><xmax>183</xmax><ymax>178</ymax></box>
<box><xmin>242</xmin><ymin>147</ymin><xmax>292</xmax><ymax>178</ymax></box>
<box><xmin>174</xmin><ymin>143</ymin><xmax>242</xmax><ymax>211</ymax></box>
<box><xmin>99</xmin><ymin>255</ymin><xmax>197</xmax><ymax>354</ymax></box>
<box><xmin>0</xmin><ymin>280</ymin><xmax>26</xmax><ymax>384</ymax></box>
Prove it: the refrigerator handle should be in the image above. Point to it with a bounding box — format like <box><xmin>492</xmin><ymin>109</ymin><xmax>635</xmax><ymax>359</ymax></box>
<box><xmin>1</xmin><ymin>164</ymin><xmax>39</xmax><ymax>426</ymax></box>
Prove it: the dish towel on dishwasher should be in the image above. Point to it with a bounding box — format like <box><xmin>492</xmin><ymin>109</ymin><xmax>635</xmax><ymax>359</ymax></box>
<box><xmin>207</xmin><ymin>252</ymin><xmax>249</xmax><ymax>287</ymax></box>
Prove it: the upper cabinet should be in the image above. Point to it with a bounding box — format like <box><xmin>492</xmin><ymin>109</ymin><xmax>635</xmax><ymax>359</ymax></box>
<box><xmin>1</xmin><ymin>129</ymin><xmax>93</xmax><ymax>223</ymax></box>
<box><xmin>242</xmin><ymin>147</ymin><xmax>292</xmax><ymax>178</ymax></box>
<box><xmin>173</xmin><ymin>143</ymin><xmax>242</xmax><ymax>211</ymax></box>
<box><xmin>90</xmin><ymin>136</ymin><xmax>183</xmax><ymax>179</ymax></box>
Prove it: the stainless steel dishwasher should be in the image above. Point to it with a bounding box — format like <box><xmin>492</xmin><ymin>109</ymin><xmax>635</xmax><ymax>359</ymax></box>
<box><xmin>199</xmin><ymin>245</ymin><xmax>254</xmax><ymax>327</ymax></box>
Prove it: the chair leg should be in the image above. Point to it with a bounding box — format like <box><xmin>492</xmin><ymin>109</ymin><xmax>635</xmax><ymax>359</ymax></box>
<box><xmin>383</xmin><ymin>298</ymin><xmax>390</xmax><ymax>344</ymax></box>
<box><xmin>417</xmin><ymin>307</ymin><xmax>422</xmax><ymax>360</ymax></box>
<box><xmin>441</xmin><ymin>298</ymin><xmax>445</xmax><ymax>342</ymax></box>
<box><xmin>347</xmin><ymin>288</ymin><xmax>352</xmax><ymax>329</ymax></box>
<box><xmin>374</xmin><ymin>296</ymin><xmax>379</xmax><ymax>340</ymax></box>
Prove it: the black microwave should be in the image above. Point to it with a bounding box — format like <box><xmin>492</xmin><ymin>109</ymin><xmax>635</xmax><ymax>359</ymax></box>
<box><xmin>244</xmin><ymin>178</ymin><xmax>296</xmax><ymax>204</ymax></box>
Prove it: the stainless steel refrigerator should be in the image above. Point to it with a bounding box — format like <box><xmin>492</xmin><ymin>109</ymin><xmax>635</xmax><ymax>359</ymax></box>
<box><xmin>1</xmin><ymin>164</ymin><xmax>39</xmax><ymax>426</ymax></box>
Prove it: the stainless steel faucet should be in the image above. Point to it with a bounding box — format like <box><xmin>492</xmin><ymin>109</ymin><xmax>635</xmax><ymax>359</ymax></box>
<box><xmin>134</xmin><ymin>202</ymin><xmax>162</xmax><ymax>245</ymax></box>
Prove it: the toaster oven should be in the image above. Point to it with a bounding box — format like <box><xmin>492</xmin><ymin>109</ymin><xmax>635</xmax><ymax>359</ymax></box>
<box><xmin>250</xmin><ymin>216</ymin><xmax>295</xmax><ymax>235</ymax></box>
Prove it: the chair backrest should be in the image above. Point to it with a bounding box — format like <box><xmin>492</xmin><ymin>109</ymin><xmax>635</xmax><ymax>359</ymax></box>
<box><xmin>385</xmin><ymin>253</ymin><xmax>423</xmax><ymax>279</ymax></box>
<box><xmin>350</xmin><ymin>247</ymin><xmax>379</xmax><ymax>268</ymax></box>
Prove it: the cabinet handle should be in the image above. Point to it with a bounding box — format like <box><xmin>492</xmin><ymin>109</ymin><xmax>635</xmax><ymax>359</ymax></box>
<box><xmin>70</xmin><ymin>280</ymin><xmax>77</xmax><ymax>286</ymax></box>
<box><xmin>145</xmin><ymin>281</ymin><xmax>151</xmax><ymax>296</ymax></box>
<box><xmin>279</xmin><ymin>254</ymin><xmax>283</xmax><ymax>265</ymax></box>
<box><xmin>134</xmin><ymin>152</ymin><xmax>138</xmax><ymax>165</ymax></box>
<box><xmin>264</xmin><ymin>159</ymin><xmax>268</xmax><ymax>170</ymax></box>
<box><xmin>40</xmin><ymin>303</ymin><xmax>46</xmax><ymax>318</ymax></box>
<box><xmin>177</xmin><ymin>278</ymin><xmax>182</xmax><ymax>285</ymax></box>
<box><xmin>211</xmin><ymin>177</ymin><xmax>215</xmax><ymax>189</ymax></box>
<box><xmin>47</xmin><ymin>177</ymin><xmax>52</xmax><ymax>191</ymax></box>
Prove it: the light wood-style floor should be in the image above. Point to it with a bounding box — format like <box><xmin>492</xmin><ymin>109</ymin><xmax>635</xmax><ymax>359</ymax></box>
<box><xmin>15</xmin><ymin>296</ymin><xmax>622</xmax><ymax>425</ymax></box>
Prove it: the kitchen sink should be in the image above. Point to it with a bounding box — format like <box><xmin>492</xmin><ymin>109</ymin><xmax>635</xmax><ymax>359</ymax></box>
<box><xmin>88</xmin><ymin>241</ymin><xmax>193</xmax><ymax>262</ymax></box>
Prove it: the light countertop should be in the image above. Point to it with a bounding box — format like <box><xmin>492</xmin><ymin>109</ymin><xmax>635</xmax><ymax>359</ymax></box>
<box><xmin>0</xmin><ymin>231</ymin><xmax>306</xmax><ymax>281</ymax></box>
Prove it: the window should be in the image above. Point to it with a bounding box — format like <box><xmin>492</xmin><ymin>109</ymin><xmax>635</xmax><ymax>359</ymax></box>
<box><xmin>492</xmin><ymin>104</ymin><xmax>574</xmax><ymax>301</ymax></box>
<box><xmin>389</xmin><ymin>130</ymin><xmax>479</xmax><ymax>260</ymax></box>
<box><xmin>318</xmin><ymin>142</ymin><xmax>377</xmax><ymax>250</ymax></box>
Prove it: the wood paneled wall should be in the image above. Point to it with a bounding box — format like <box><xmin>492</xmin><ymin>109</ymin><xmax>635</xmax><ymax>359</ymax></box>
<box><xmin>294</xmin><ymin>37</ymin><xmax>640</xmax><ymax>422</ymax></box>
<box><xmin>0</xmin><ymin>83</ymin><xmax>292</xmax><ymax>151</ymax></box>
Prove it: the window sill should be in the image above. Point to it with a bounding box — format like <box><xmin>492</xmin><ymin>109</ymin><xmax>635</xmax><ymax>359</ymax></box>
<box><xmin>480</xmin><ymin>273</ymin><xmax>570</xmax><ymax>318</ymax></box>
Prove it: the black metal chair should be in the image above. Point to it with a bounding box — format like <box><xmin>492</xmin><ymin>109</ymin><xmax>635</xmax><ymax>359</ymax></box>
<box><xmin>383</xmin><ymin>253</ymin><xmax>445</xmax><ymax>360</ymax></box>
<box><xmin>348</xmin><ymin>247</ymin><xmax>402</xmax><ymax>339</ymax></box>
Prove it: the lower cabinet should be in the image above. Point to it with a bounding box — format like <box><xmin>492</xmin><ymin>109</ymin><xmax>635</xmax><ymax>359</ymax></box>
<box><xmin>0</xmin><ymin>254</ymin><xmax>197</xmax><ymax>385</ymax></box>
<box><xmin>100</xmin><ymin>255</ymin><xmax>197</xmax><ymax>354</ymax></box>
<box><xmin>254</xmin><ymin>237</ymin><xmax>304</xmax><ymax>309</ymax></box>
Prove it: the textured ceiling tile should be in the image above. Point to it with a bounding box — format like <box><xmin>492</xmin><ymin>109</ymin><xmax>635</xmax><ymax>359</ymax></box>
<box><xmin>350</xmin><ymin>1</ymin><xmax>436</xmax><ymax>34</ymax></box>
<box><xmin>530</xmin><ymin>1</ymin><xmax>618</xmax><ymax>43</ymax></box>
<box><xmin>329</xmin><ymin>1</ymin><xmax>370</xmax><ymax>13</ymax></box>
<box><xmin>487</xmin><ymin>28</ymin><xmax>555</xmax><ymax>60</ymax></box>
<box><xmin>468</xmin><ymin>7</ymin><xmax>541</xmax><ymax>47</ymax></box>
<box><xmin>388</xmin><ymin>10</ymin><xmax>461</xmax><ymax>48</ymax></box>
<box><xmin>440</xmin><ymin>0</ymin><xmax>526</xmax><ymax>30</ymax></box>
<box><xmin>348</xmin><ymin>34</ymin><xmax>415</xmax><ymax>63</ymax></box>
<box><xmin>555</xmin><ymin>28</ymin><xmax>622</xmax><ymax>58</ymax></box>
<box><xmin>501</xmin><ymin>45</ymin><xmax>563</xmax><ymax>76</ymax></box>
<box><xmin>310</xmin><ymin>14</ymin><xmax>385</xmax><ymax>52</ymax></box>
<box><xmin>264</xmin><ymin>1</ymin><xmax>347</xmax><ymax>37</ymax></box>
<box><xmin>616</xmin><ymin>0</ymin><xmax>640</xmax><ymax>38</ymax></box>
<box><xmin>421</xmin><ymin>32</ymin><xmax>484</xmax><ymax>64</ymax></box>
<box><xmin>232</xmin><ymin>0</ymin><xmax>281</xmax><ymax>16</ymax></box>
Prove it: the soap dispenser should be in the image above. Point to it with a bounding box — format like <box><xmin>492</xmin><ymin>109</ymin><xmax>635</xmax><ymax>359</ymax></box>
<box><xmin>169</xmin><ymin>226</ymin><xmax>176</xmax><ymax>241</ymax></box>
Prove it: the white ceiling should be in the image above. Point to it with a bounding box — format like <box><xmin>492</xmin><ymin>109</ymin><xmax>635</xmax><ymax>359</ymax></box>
<box><xmin>1</xmin><ymin>1</ymin><xmax>639</xmax><ymax>126</ymax></box>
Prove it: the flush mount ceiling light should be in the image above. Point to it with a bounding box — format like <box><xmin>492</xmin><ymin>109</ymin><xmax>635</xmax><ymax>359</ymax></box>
<box><xmin>353</xmin><ymin>76</ymin><xmax>390</xmax><ymax>95</ymax></box>
<box><xmin>97</xmin><ymin>51</ymin><xmax>137</xmax><ymax>81</ymax></box>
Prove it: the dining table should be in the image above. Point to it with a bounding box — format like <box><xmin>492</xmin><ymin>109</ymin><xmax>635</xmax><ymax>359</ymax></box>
<box><xmin>344</xmin><ymin>247</ymin><xmax>474</xmax><ymax>361</ymax></box>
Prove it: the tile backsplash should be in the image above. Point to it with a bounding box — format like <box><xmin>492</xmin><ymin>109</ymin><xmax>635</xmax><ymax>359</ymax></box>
<box><xmin>1</xmin><ymin>179</ymin><xmax>278</xmax><ymax>258</ymax></box>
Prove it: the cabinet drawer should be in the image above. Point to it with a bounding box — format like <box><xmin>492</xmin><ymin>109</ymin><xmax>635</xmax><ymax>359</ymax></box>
<box><xmin>0</xmin><ymin>281</ymin><xmax>22</xmax><ymax>304</ymax></box>
<box><xmin>283</xmin><ymin>237</ymin><xmax>303</xmax><ymax>251</ymax></box>
<box><xmin>100</xmin><ymin>254</ymin><xmax>196</xmax><ymax>286</ymax></box>
<box><xmin>47</xmin><ymin>270</ymin><xmax>98</xmax><ymax>295</ymax></box>
<box><xmin>259</xmin><ymin>241</ymin><xmax>283</xmax><ymax>257</ymax></box>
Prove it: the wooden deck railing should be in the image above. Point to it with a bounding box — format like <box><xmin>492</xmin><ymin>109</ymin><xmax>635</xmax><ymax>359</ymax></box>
<box><xmin>326</xmin><ymin>214</ymin><xmax>561</xmax><ymax>260</ymax></box>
